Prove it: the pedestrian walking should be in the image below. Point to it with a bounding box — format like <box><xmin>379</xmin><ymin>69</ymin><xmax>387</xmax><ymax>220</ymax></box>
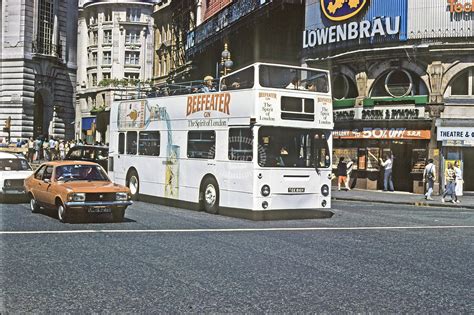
<box><xmin>33</xmin><ymin>138</ymin><xmax>41</xmax><ymax>161</ymax></box>
<box><xmin>346</xmin><ymin>159</ymin><xmax>354</xmax><ymax>190</ymax></box>
<box><xmin>379</xmin><ymin>154</ymin><xmax>394</xmax><ymax>191</ymax></box>
<box><xmin>454</xmin><ymin>161</ymin><xmax>463</xmax><ymax>203</ymax></box>
<box><xmin>27</xmin><ymin>137</ymin><xmax>35</xmax><ymax>163</ymax></box>
<box><xmin>423</xmin><ymin>158</ymin><xmax>436</xmax><ymax>200</ymax></box>
<box><xmin>337</xmin><ymin>157</ymin><xmax>349</xmax><ymax>191</ymax></box>
<box><xmin>59</xmin><ymin>140</ymin><xmax>65</xmax><ymax>160</ymax></box>
<box><xmin>442</xmin><ymin>162</ymin><xmax>457</xmax><ymax>203</ymax></box>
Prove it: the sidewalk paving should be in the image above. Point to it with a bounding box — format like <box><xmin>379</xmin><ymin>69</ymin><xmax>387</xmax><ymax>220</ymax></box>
<box><xmin>332</xmin><ymin>188</ymin><xmax>474</xmax><ymax>210</ymax></box>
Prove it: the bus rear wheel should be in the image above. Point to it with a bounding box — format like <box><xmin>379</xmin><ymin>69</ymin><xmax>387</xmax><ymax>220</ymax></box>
<box><xmin>126</xmin><ymin>170</ymin><xmax>139</xmax><ymax>201</ymax></box>
<box><xmin>202</xmin><ymin>177</ymin><xmax>219</xmax><ymax>214</ymax></box>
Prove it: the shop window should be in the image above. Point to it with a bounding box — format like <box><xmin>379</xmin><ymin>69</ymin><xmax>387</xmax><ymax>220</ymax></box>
<box><xmin>187</xmin><ymin>131</ymin><xmax>215</xmax><ymax>159</ymax></box>
<box><xmin>371</xmin><ymin>70</ymin><xmax>428</xmax><ymax>97</ymax></box>
<box><xmin>332</xmin><ymin>148</ymin><xmax>358</xmax><ymax>170</ymax></box>
<box><xmin>228</xmin><ymin>128</ymin><xmax>253</xmax><ymax>161</ymax></box>
<box><xmin>118</xmin><ymin>133</ymin><xmax>125</xmax><ymax>154</ymax></box>
<box><xmin>126</xmin><ymin>132</ymin><xmax>137</xmax><ymax>155</ymax></box>
<box><xmin>447</xmin><ymin>68</ymin><xmax>474</xmax><ymax>96</ymax></box>
<box><xmin>138</xmin><ymin>131</ymin><xmax>160</xmax><ymax>156</ymax></box>
<box><xmin>332</xmin><ymin>74</ymin><xmax>357</xmax><ymax>100</ymax></box>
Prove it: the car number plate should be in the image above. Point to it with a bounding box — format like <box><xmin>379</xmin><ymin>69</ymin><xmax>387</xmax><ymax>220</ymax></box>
<box><xmin>88</xmin><ymin>206</ymin><xmax>111</xmax><ymax>213</ymax></box>
<box><xmin>288</xmin><ymin>188</ymin><xmax>305</xmax><ymax>193</ymax></box>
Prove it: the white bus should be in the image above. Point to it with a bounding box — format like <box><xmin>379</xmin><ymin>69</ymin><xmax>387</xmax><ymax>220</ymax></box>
<box><xmin>108</xmin><ymin>63</ymin><xmax>334</xmax><ymax>220</ymax></box>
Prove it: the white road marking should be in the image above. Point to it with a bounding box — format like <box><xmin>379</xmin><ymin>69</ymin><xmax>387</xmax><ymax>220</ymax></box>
<box><xmin>0</xmin><ymin>226</ymin><xmax>473</xmax><ymax>235</ymax></box>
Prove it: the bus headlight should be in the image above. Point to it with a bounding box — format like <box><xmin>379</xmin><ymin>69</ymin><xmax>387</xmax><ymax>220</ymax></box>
<box><xmin>262</xmin><ymin>201</ymin><xmax>269</xmax><ymax>209</ymax></box>
<box><xmin>116</xmin><ymin>192</ymin><xmax>129</xmax><ymax>201</ymax></box>
<box><xmin>261</xmin><ymin>185</ymin><xmax>271</xmax><ymax>197</ymax></box>
<box><xmin>322</xmin><ymin>200</ymin><xmax>327</xmax><ymax>208</ymax></box>
<box><xmin>321</xmin><ymin>185</ymin><xmax>329</xmax><ymax>197</ymax></box>
<box><xmin>68</xmin><ymin>193</ymin><xmax>86</xmax><ymax>202</ymax></box>
<box><xmin>4</xmin><ymin>179</ymin><xmax>11</xmax><ymax>187</ymax></box>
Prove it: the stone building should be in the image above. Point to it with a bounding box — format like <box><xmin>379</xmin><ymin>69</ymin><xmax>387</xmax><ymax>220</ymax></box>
<box><xmin>76</xmin><ymin>0</ymin><xmax>155</xmax><ymax>143</ymax></box>
<box><xmin>303</xmin><ymin>0</ymin><xmax>474</xmax><ymax>194</ymax></box>
<box><xmin>0</xmin><ymin>0</ymin><xmax>78</xmax><ymax>141</ymax></box>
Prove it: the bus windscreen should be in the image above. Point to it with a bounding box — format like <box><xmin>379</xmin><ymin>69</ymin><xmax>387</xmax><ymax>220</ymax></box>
<box><xmin>258</xmin><ymin>127</ymin><xmax>331</xmax><ymax>168</ymax></box>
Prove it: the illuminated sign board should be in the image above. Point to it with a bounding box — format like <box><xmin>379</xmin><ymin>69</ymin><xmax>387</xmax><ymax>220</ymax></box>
<box><xmin>303</xmin><ymin>0</ymin><xmax>407</xmax><ymax>49</ymax></box>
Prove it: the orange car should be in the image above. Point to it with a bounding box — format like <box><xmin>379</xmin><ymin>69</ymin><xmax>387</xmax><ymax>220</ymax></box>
<box><xmin>24</xmin><ymin>161</ymin><xmax>132</xmax><ymax>223</ymax></box>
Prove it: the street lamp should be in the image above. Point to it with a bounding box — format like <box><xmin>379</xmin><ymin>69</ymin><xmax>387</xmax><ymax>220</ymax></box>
<box><xmin>220</xmin><ymin>43</ymin><xmax>233</xmax><ymax>76</ymax></box>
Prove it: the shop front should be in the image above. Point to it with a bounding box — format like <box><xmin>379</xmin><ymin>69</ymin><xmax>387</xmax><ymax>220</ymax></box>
<box><xmin>436</xmin><ymin>123</ymin><xmax>474</xmax><ymax>195</ymax></box>
<box><xmin>333</xmin><ymin>105</ymin><xmax>432</xmax><ymax>192</ymax></box>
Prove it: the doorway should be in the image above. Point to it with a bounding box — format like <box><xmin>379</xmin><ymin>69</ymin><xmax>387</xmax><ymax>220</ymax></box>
<box><xmin>391</xmin><ymin>142</ymin><xmax>413</xmax><ymax>192</ymax></box>
<box><xmin>33</xmin><ymin>93</ymin><xmax>44</xmax><ymax>138</ymax></box>
<box><xmin>463</xmin><ymin>148</ymin><xmax>474</xmax><ymax>191</ymax></box>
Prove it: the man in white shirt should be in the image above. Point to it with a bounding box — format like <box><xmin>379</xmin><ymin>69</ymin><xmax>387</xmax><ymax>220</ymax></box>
<box><xmin>379</xmin><ymin>155</ymin><xmax>394</xmax><ymax>191</ymax></box>
<box><xmin>423</xmin><ymin>159</ymin><xmax>436</xmax><ymax>200</ymax></box>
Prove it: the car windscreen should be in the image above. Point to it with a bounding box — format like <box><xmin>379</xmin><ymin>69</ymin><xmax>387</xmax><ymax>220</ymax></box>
<box><xmin>55</xmin><ymin>164</ymin><xmax>110</xmax><ymax>182</ymax></box>
<box><xmin>0</xmin><ymin>158</ymin><xmax>32</xmax><ymax>171</ymax></box>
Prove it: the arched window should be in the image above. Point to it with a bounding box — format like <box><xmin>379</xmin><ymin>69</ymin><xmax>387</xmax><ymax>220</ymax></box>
<box><xmin>331</xmin><ymin>74</ymin><xmax>358</xmax><ymax>100</ymax></box>
<box><xmin>445</xmin><ymin>67</ymin><xmax>474</xmax><ymax>96</ymax></box>
<box><xmin>371</xmin><ymin>69</ymin><xmax>428</xmax><ymax>97</ymax></box>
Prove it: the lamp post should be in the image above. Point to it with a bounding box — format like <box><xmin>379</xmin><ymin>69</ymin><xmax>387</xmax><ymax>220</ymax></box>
<box><xmin>220</xmin><ymin>43</ymin><xmax>233</xmax><ymax>76</ymax></box>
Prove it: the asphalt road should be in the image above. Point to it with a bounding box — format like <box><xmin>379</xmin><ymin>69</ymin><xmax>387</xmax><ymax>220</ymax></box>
<box><xmin>1</xmin><ymin>200</ymin><xmax>473</xmax><ymax>313</ymax></box>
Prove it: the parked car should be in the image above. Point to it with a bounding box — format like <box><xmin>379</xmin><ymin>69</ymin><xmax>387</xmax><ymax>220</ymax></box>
<box><xmin>0</xmin><ymin>152</ymin><xmax>33</xmax><ymax>200</ymax></box>
<box><xmin>65</xmin><ymin>145</ymin><xmax>109</xmax><ymax>171</ymax></box>
<box><xmin>24</xmin><ymin>161</ymin><xmax>132</xmax><ymax>223</ymax></box>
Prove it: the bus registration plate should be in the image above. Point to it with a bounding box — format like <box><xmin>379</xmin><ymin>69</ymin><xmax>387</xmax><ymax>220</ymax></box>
<box><xmin>288</xmin><ymin>188</ymin><xmax>305</xmax><ymax>193</ymax></box>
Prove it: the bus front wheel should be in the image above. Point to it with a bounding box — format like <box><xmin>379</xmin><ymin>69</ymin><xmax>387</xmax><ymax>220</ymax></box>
<box><xmin>126</xmin><ymin>170</ymin><xmax>139</xmax><ymax>201</ymax></box>
<box><xmin>202</xmin><ymin>177</ymin><xmax>220</xmax><ymax>214</ymax></box>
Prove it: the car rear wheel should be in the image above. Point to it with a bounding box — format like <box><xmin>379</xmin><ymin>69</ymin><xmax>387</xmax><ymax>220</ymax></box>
<box><xmin>127</xmin><ymin>170</ymin><xmax>139</xmax><ymax>201</ymax></box>
<box><xmin>57</xmin><ymin>202</ymin><xmax>69</xmax><ymax>223</ymax></box>
<box><xmin>30</xmin><ymin>195</ymin><xmax>40</xmax><ymax>213</ymax></box>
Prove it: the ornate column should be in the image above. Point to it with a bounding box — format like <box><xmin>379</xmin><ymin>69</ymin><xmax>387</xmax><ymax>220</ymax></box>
<box><xmin>355</xmin><ymin>71</ymin><xmax>368</xmax><ymax>107</ymax></box>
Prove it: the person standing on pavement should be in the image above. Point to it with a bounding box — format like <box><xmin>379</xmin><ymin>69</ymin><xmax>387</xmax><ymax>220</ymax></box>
<box><xmin>379</xmin><ymin>154</ymin><xmax>394</xmax><ymax>191</ymax></box>
<box><xmin>454</xmin><ymin>161</ymin><xmax>463</xmax><ymax>203</ymax></box>
<box><xmin>337</xmin><ymin>157</ymin><xmax>349</xmax><ymax>191</ymax></box>
<box><xmin>442</xmin><ymin>162</ymin><xmax>457</xmax><ymax>203</ymax></box>
<box><xmin>423</xmin><ymin>159</ymin><xmax>436</xmax><ymax>200</ymax></box>
<box><xmin>346</xmin><ymin>159</ymin><xmax>354</xmax><ymax>190</ymax></box>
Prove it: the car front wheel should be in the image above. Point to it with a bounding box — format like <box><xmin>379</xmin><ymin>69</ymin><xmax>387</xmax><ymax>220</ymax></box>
<box><xmin>57</xmin><ymin>202</ymin><xmax>69</xmax><ymax>223</ymax></box>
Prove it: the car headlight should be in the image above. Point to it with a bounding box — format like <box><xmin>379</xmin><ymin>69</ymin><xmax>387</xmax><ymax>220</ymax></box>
<box><xmin>116</xmin><ymin>192</ymin><xmax>129</xmax><ymax>201</ymax></box>
<box><xmin>261</xmin><ymin>185</ymin><xmax>271</xmax><ymax>197</ymax></box>
<box><xmin>4</xmin><ymin>179</ymin><xmax>11</xmax><ymax>187</ymax></box>
<box><xmin>68</xmin><ymin>193</ymin><xmax>86</xmax><ymax>202</ymax></box>
<box><xmin>321</xmin><ymin>184</ymin><xmax>330</xmax><ymax>197</ymax></box>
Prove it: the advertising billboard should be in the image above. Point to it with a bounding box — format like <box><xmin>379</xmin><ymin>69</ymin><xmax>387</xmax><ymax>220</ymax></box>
<box><xmin>407</xmin><ymin>0</ymin><xmax>474</xmax><ymax>39</ymax></box>
<box><xmin>304</xmin><ymin>0</ymin><xmax>408</xmax><ymax>52</ymax></box>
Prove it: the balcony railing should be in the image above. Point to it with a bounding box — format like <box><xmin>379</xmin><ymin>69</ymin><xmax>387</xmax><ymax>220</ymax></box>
<box><xmin>32</xmin><ymin>40</ymin><xmax>62</xmax><ymax>59</ymax></box>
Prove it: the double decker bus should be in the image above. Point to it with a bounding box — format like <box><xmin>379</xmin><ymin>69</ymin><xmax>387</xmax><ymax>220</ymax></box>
<box><xmin>108</xmin><ymin>63</ymin><xmax>333</xmax><ymax>220</ymax></box>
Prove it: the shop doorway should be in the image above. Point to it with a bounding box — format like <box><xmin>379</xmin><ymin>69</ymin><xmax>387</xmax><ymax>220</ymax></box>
<box><xmin>391</xmin><ymin>142</ymin><xmax>413</xmax><ymax>192</ymax></box>
<box><xmin>463</xmin><ymin>148</ymin><xmax>474</xmax><ymax>192</ymax></box>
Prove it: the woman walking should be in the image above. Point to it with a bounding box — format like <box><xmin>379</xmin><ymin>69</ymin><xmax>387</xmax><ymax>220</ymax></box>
<box><xmin>337</xmin><ymin>157</ymin><xmax>349</xmax><ymax>191</ymax></box>
<box><xmin>442</xmin><ymin>162</ymin><xmax>457</xmax><ymax>203</ymax></box>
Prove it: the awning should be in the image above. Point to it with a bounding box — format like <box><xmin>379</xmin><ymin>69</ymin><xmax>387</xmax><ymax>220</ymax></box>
<box><xmin>436</xmin><ymin>118</ymin><xmax>474</xmax><ymax>128</ymax></box>
<box><xmin>82</xmin><ymin>117</ymin><xmax>96</xmax><ymax>130</ymax></box>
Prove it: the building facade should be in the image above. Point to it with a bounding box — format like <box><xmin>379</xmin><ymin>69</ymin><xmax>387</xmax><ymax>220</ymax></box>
<box><xmin>0</xmin><ymin>0</ymin><xmax>78</xmax><ymax>141</ymax></box>
<box><xmin>76</xmin><ymin>0</ymin><xmax>155</xmax><ymax>143</ymax></box>
<box><xmin>184</xmin><ymin>0</ymin><xmax>305</xmax><ymax>81</ymax></box>
<box><xmin>303</xmin><ymin>0</ymin><xmax>474</xmax><ymax>194</ymax></box>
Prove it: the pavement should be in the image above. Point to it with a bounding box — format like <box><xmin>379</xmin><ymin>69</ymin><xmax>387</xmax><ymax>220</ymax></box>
<box><xmin>332</xmin><ymin>188</ymin><xmax>474</xmax><ymax>209</ymax></box>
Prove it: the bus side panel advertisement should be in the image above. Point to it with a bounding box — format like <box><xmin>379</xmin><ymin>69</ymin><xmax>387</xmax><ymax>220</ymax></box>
<box><xmin>165</xmin><ymin>145</ymin><xmax>180</xmax><ymax>199</ymax></box>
